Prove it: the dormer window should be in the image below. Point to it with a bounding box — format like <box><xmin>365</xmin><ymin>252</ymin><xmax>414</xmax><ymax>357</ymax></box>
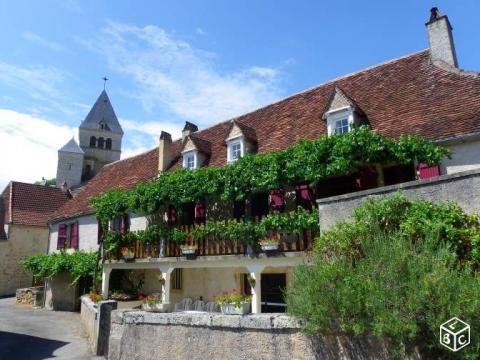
<box><xmin>325</xmin><ymin>107</ymin><xmax>354</xmax><ymax>136</ymax></box>
<box><xmin>334</xmin><ymin>118</ymin><xmax>350</xmax><ymax>135</ymax></box>
<box><xmin>322</xmin><ymin>87</ymin><xmax>367</xmax><ymax>137</ymax></box>
<box><xmin>227</xmin><ymin>139</ymin><xmax>243</xmax><ymax>162</ymax></box>
<box><xmin>182</xmin><ymin>150</ymin><xmax>197</xmax><ymax>169</ymax></box>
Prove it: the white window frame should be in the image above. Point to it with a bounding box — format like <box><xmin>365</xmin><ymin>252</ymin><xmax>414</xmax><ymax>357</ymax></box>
<box><xmin>182</xmin><ymin>150</ymin><xmax>198</xmax><ymax>169</ymax></box>
<box><xmin>227</xmin><ymin>138</ymin><xmax>244</xmax><ymax>162</ymax></box>
<box><xmin>325</xmin><ymin>106</ymin><xmax>355</xmax><ymax>136</ymax></box>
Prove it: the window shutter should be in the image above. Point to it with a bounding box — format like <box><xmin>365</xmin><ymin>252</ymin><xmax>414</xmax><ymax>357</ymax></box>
<box><xmin>57</xmin><ymin>224</ymin><xmax>67</xmax><ymax>249</ymax></box>
<box><xmin>295</xmin><ymin>184</ymin><xmax>315</xmax><ymax>210</ymax></box>
<box><xmin>119</xmin><ymin>214</ymin><xmax>130</xmax><ymax>234</ymax></box>
<box><xmin>98</xmin><ymin>220</ymin><xmax>104</xmax><ymax>244</ymax></box>
<box><xmin>269</xmin><ymin>189</ymin><xmax>285</xmax><ymax>213</ymax></box>
<box><xmin>71</xmin><ymin>221</ymin><xmax>79</xmax><ymax>249</ymax></box>
<box><xmin>194</xmin><ymin>201</ymin><xmax>206</xmax><ymax>224</ymax></box>
<box><xmin>168</xmin><ymin>205</ymin><xmax>178</xmax><ymax>226</ymax></box>
<box><xmin>418</xmin><ymin>163</ymin><xmax>440</xmax><ymax>179</ymax></box>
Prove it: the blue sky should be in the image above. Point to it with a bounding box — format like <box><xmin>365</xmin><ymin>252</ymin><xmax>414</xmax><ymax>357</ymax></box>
<box><xmin>0</xmin><ymin>0</ymin><xmax>479</xmax><ymax>189</ymax></box>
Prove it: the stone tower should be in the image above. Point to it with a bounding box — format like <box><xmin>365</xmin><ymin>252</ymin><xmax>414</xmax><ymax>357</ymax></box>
<box><xmin>78</xmin><ymin>90</ymin><xmax>123</xmax><ymax>182</ymax></box>
<box><xmin>55</xmin><ymin>138</ymin><xmax>84</xmax><ymax>188</ymax></box>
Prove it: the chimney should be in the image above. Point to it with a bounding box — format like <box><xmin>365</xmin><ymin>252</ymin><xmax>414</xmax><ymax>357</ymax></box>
<box><xmin>426</xmin><ymin>7</ymin><xmax>458</xmax><ymax>68</ymax></box>
<box><xmin>182</xmin><ymin>121</ymin><xmax>198</xmax><ymax>141</ymax></box>
<box><xmin>158</xmin><ymin>131</ymin><xmax>173</xmax><ymax>173</ymax></box>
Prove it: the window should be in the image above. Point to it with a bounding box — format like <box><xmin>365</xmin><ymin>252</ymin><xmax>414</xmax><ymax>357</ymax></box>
<box><xmin>56</xmin><ymin>222</ymin><xmax>79</xmax><ymax>250</ymax></box>
<box><xmin>186</xmin><ymin>154</ymin><xmax>195</xmax><ymax>169</ymax></box>
<box><xmin>172</xmin><ymin>268</ymin><xmax>182</xmax><ymax>290</ymax></box>
<box><xmin>89</xmin><ymin>136</ymin><xmax>96</xmax><ymax>147</ymax></box>
<box><xmin>334</xmin><ymin>118</ymin><xmax>349</xmax><ymax>135</ymax></box>
<box><xmin>231</xmin><ymin>142</ymin><xmax>242</xmax><ymax>161</ymax></box>
<box><xmin>97</xmin><ymin>137</ymin><xmax>105</xmax><ymax>149</ymax></box>
<box><xmin>105</xmin><ymin>138</ymin><xmax>112</xmax><ymax>150</ymax></box>
<box><xmin>251</xmin><ymin>192</ymin><xmax>269</xmax><ymax>218</ymax></box>
<box><xmin>182</xmin><ymin>151</ymin><xmax>197</xmax><ymax>169</ymax></box>
<box><xmin>111</xmin><ymin>214</ymin><xmax>130</xmax><ymax>234</ymax></box>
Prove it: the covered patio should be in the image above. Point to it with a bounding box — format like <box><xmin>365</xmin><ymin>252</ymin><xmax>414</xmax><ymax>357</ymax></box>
<box><xmin>101</xmin><ymin>252</ymin><xmax>305</xmax><ymax>314</ymax></box>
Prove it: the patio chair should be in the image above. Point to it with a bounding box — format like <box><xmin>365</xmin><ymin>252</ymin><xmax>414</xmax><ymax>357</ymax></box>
<box><xmin>174</xmin><ymin>298</ymin><xmax>193</xmax><ymax>312</ymax></box>
<box><xmin>190</xmin><ymin>300</ymin><xmax>205</xmax><ymax>311</ymax></box>
<box><xmin>205</xmin><ymin>301</ymin><xmax>219</xmax><ymax>313</ymax></box>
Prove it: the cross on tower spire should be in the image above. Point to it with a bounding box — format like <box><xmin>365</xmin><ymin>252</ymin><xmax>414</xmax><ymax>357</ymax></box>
<box><xmin>102</xmin><ymin>76</ymin><xmax>109</xmax><ymax>90</ymax></box>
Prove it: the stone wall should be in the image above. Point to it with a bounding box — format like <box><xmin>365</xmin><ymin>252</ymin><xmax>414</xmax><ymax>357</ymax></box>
<box><xmin>0</xmin><ymin>224</ymin><xmax>48</xmax><ymax>296</ymax></box>
<box><xmin>44</xmin><ymin>272</ymin><xmax>79</xmax><ymax>311</ymax></box>
<box><xmin>108</xmin><ymin>311</ymin><xmax>394</xmax><ymax>360</ymax></box>
<box><xmin>317</xmin><ymin>168</ymin><xmax>480</xmax><ymax>230</ymax></box>
<box><xmin>80</xmin><ymin>296</ymin><xmax>117</xmax><ymax>356</ymax></box>
<box><xmin>16</xmin><ymin>286</ymin><xmax>44</xmax><ymax>307</ymax></box>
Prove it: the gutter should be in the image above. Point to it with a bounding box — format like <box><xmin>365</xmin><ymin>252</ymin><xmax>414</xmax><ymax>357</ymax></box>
<box><xmin>434</xmin><ymin>130</ymin><xmax>480</xmax><ymax>146</ymax></box>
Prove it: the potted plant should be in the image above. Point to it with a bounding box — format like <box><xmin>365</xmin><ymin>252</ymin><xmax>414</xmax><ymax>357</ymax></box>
<box><xmin>141</xmin><ymin>294</ymin><xmax>163</xmax><ymax>311</ymax></box>
<box><xmin>89</xmin><ymin>292</ymin><xmax>102</xmax><ymax>305</ymax></box>
<box><xmin>180</xmin><ymin>244</ymin><xmax>197</xmax><ymax>255</ymax></box>
<box><xmin>258</xmin><ymin>234</ymin><xmax>280</xmax><ymax>251</ymax></box>
<box><xmin>120</xmin><ymin>246</ymin><xmax>135</xmax><ymax>260</ymax></box>
<box><xmin>215</xmin><ymin>289</ymin><xmax>250</xmax><ymax>315</ymax></box>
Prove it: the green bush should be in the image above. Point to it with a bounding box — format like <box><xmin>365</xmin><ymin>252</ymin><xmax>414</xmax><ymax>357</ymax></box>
<box><xmin>287</xmin><ymin>195</ymin><xmax>480</xmax><ymax>359</ymax></box>
<box><xmin>20</xmin><ymin>251</ymin><xmax>99</xmax><ymax>284</ymax></box>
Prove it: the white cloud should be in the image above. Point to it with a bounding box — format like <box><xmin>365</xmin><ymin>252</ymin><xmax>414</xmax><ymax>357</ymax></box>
<box><xmin>85</xmin><ymin>21</ymin><xmax>284</xmax><ymax>127</ymax></box>
<box><xmin>196</xmin><ymin>27</ymin><xmax>205</xmax><ymax>35</ymax></box>
<box><xmin>0</xmin><ymin>109</ymin><xmax>75</xmax><ymax>189</ymax></box>
<box><xmin>23</xmin><ymin>31</ymin><xmax>64</xmax><ymax>52</ymax></box>
<box><xmin>120</xmin><ymin>118</ymin><xmax>182</xmax><ymax>139</ymax></box>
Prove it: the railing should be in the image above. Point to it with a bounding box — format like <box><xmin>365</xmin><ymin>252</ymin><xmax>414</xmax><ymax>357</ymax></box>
<box><xmin>106</xmin><ymin>224</ymin><xmax>314</xmax><ymax>260</ymax></box>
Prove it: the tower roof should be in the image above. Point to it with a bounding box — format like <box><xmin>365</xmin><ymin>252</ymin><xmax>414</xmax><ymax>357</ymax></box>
<box><xmin>59</xmin><ymin>138</ymin><xmax>84</xmax><ymax>154</ymax></box>
<box><xmin>79</xmin><ymin>90</ymin><xmax>123</xmax><ymax>134</ymax></box>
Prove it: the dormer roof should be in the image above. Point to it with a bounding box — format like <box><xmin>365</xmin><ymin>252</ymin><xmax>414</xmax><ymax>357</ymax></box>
<box><xmin>321</xmin><ymin>86</ymin><xmax>365</xmax><ymax>119</ymax></box>
<box><xmin>225</xmin><ymin>120</ymin><xmax>257</xmax><ymax>143</ymax></box>
<box><xmin>181</xmin><ymin>134</ymin><xmax>212</xmax><ymax>155</ymax></box>
<box><xmin>59</xmin><ymin>138</ymin><xmax>84</xmax><ymax>154</ymax></box>
<box><xmin>79</xmin><ymin>90</ymin><xmax>123</xmax><ymax>134</ymax></box>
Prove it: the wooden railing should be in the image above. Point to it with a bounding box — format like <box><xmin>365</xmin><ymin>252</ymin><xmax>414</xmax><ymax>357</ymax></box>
<box><xmin>106</xmin><ymin>225</ymin><xmax>314</xmax><ymax>261</ymax></box>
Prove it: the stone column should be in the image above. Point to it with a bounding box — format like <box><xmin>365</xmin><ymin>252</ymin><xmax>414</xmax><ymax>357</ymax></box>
<box><xmin>247</xmin><ymin>264</ymin><xmax>264</xmax><ymax>314</ymax></box>
<box><xmin>101</xmin><ymin>267</ymin><xmax>112</xmax><ymax>300</ymax></box>
<box><xmin>159</xmin><ymin>266</ymin><xmax>174</xmax><ymax>311</ymax></box>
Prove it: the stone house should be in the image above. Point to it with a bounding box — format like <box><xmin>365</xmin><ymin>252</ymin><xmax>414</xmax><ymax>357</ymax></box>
<box><xmin>0</xmin><ymin>182</ymin><xmax>68</xmax><ymax>296</ymax></box>
<box><xmin>48</xmin><ymin>9</ymin><xmax>480</xmax><ymax>313</ymax></box>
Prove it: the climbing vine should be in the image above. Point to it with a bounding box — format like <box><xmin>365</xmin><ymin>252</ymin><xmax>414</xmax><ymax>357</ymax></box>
<box><xmin>90</xmin><ymin>126</ymin><xmax>450</xmax><ymax>222</ymax></box>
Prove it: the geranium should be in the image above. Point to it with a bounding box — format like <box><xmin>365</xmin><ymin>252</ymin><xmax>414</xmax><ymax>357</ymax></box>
<box><xmin>214</xmin><ymin>289</ymin><xmax>250</xmax><ymax>307</ymax></box>
<box><xmin>89</xmin><ymin>292</ymin><xmax>102</xmax><ymax>303</ymax></box>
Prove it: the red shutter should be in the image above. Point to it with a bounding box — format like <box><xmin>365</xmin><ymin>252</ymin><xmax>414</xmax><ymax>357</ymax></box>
<box><xmin>194</xmin><ymin>201</ymin><xmax>206</xmax><ymax>224</ymax></box>
<box><xmin>57</xmin><ymin>224</ymin><xmax>67</xmax><ymax>249</ymax></box>
<box><xmin>71</xmin><ymin>221</ymin><xmax>79</xmax><ymax>249</ymax></box>
<box><xmin>119</xmin><ymin>214</ymin><xmax>129</xmax><ymax>234</ymax></box>
<box><xmin>168</xmin><ymin>205</ymin><xmax>178</xmax><ymax>226</ymax></box>
<box><xmin>295</xmin><ymin>184</ymin><xmax>315</xmax><ymax>210</ymax></box>
<box><xmin>418</xmin><ymin>163</ymin><xmax>440</xmax><ymax>179</ymax></box>
<box><xmin>269</xmin><ymin>189</ymin><xmax>285</xmax><ymax>213</ymax></box>
<box><xmin>98</xmin><ymin>221</ymin><xmax>104</xmax><ymax>244</ymax></box>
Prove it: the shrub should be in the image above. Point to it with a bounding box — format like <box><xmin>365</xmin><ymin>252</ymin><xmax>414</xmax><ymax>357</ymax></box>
<box><xmin>287</xmin><ymin>195</ymin><xmax>480</xmax><ymax>359</ymax></box>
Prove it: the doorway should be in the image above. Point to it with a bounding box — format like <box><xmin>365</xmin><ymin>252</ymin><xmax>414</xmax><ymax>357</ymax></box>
<box><xmin>261</xmin><ymin>273</ymin><xmax>286</xmax><ymax>313</ymax></box>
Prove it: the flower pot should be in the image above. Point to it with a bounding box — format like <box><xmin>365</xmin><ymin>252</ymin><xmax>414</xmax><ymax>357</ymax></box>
<box><xmin>142</xmin><ymin>303</ymin><xmax>163</xmax><ymax>312</ymax></box>
<box><xmin>220</xmin><ymin>302</ymin><xmax>250</xmax><ymax>315</ymax></box>
<box><xmin>122</xmin><ymin>254</ymin><xmax>135</xmax><ymax>261</ymax></box>
<box><xmin>261</xmin><ymin>244</ymin><xmax>279</xmax><ymax>252</ymax></box>
<box><xmin>181</xmin><ymin>248</ymin><xmax>196</xmax><ymax>255</ymax></box>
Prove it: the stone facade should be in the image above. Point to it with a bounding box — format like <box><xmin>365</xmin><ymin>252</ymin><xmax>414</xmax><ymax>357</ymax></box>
<box><xmin>317</xmin><ymin>168</ymin><xmax>480</xmax><ymax>230</ymax></box>
<box><xmin>0</xmin><ymin>225</ymin><xmax>48</xmax><ymax>296</ymax></box>
<box><xmin>107</xmin><ymin>311</ymin><xmax>397</xmax><ymax>360</ymax></box>
<box><xmin>44</xmin><ymin>272</ymin><xmax>79</xmax><ymax>311</ymax></box>
<box><xmin>16</xmin><ymin>286</ymin><xmax>44</xmax><ymax>307</ymax></box>
<box><xmin>56</xmin><ymin>149</ymin><xmax>84</xmax><ymax>188</ymax></box>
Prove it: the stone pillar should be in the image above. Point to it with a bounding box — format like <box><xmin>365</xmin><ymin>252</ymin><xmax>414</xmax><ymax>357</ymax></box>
<box><xmin>159</xmin><ymin>266</ymin><xmax>174</xmax><ymax>310</ymax></box>
<box><xmin>101</xmin><ymin>267</ymin><xmax>112</xmax><ymax>300</ymax></box>
<box><xmin>247</xmin><ymin>264</ymin><xmax>264</xmax><ymax>314</ymax></box>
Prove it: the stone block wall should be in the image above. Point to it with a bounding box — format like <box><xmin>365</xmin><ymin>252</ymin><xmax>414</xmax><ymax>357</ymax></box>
<box><xmin>317</xmin><ymin>169</ymin><xmax>480</xmax><ymax>231</ymax></box>
<box><xmin>108</xmin><ymin>311</ymin><xmax>395</xmax><ymax>360</ymax></box>
<box><xmin>16</xmin><ymin>286</ymin><xmax>44</xmax><ymax>307</ymax></box>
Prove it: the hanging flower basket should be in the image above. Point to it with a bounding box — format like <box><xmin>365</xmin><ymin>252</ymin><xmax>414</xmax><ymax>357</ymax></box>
<box><xmin>120</xmin><ymin>246</ymin><xmax>135</xmax><ymax>260</ymax></box>
<box><xmin>180</xmin><ymin>244</ymin><xmax>197</xmax><ymax>255</ymax></box>
<box><xmin>259</xmin><ymin>234</ymin><xmax>280</xmax><ymax>252</ymax></box>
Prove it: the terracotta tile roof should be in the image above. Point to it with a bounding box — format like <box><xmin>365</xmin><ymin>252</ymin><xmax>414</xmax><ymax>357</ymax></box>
<box><xmin>188</xmin><ymin>134</ymin><xmax>212</xmax><ymax>155</ymax></box>
<box><xmin>51</xmin><ymin>50</ymin><xmax>480</xmax><ymax>222</ymax></box>
<box><xmin>49</xmin><ymin>148</ymin><xmax>161</xmax><ymax>222</ymax></box>
<box><xmin>0</xmin><ymin>182</ymin><xmax>69</xmax><ymax>227</ymax></box>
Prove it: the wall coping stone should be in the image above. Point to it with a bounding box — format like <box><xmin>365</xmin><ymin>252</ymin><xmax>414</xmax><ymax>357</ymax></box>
<box><xmin>114</xmin><ymin>310</ymin><xmax>304</xmax><ymax>330</ymax></box>
<box><xmin>317</xmin><ymin>168</ymin><xmax>480</xmax><ymax>206</ymax></box>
